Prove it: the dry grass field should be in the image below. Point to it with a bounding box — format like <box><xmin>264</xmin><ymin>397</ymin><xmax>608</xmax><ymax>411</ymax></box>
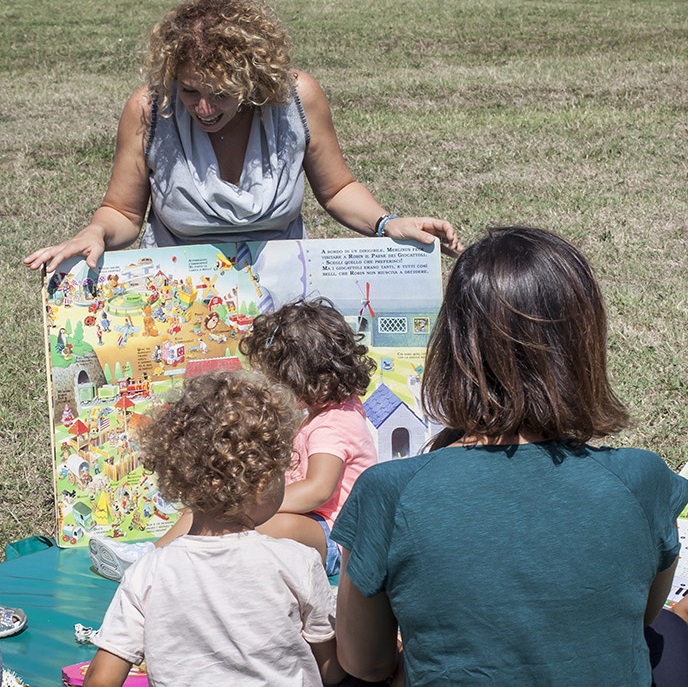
<box><xmin>1</xmin><ymin>0</ymin><xmax>686</xmax><ymax>556</ymax></box>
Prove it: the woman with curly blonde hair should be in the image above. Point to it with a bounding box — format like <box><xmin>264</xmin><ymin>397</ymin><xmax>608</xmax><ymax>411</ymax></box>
<box><xmin>24</xmin><ymin>0</ymin><xmax>460</xmax><ymax>272</ymax></box>
<box><xmin>83</xmin><ymin>370</ymin><xmax>345</xmax><ymax>687</ymax></box>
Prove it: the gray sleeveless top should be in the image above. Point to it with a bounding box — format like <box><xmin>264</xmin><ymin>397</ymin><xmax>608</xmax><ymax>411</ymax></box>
<box><xmin>141</xmin><ymin>84</ymin><xmax>310</xmax><ymax>247</ymax></box>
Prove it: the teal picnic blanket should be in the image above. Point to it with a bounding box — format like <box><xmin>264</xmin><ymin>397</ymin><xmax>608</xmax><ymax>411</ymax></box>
<box><xmin>0</xmin><ymin>546</ymin><xmax>114</xmax><ymax>685</ymax></box>
<box><xmin>5</xmin><ymin>535</ymin><xmax>57</xmax><ymax>560</ymax></box>
<box><xmin>0</xmin><ymin>542</ymin><xmax>341</xmax><ymax>686</ymax></box>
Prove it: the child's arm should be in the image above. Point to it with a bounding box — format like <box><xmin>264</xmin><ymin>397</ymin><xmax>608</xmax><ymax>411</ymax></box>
<box><xmin>83</xmin><ymin>648</ymin><xmax>133</xmax><ymax>687</ymax></box>
<box><xmin>309</xmin><ymin>637</ymin><xmax>347</xmax><ymax>686</ymax></box>
<box><xmin>280</xmin><ymin>453</ymin><xmax>343</xmax><ymax>513</ymax></box>
<box><xmin>670</xmin><ymin>595</ymin><xmax>688</xmax><ymax>623</ymax></box>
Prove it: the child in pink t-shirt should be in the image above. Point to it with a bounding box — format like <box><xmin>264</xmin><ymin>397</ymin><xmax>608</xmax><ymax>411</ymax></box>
<box><xmin>239</xmin><ymin>298</ymin><xmax>378</xmax><ymax>575</ymax></box>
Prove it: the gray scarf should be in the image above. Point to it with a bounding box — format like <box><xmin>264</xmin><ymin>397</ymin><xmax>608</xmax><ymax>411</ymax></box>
<box><xmin>141</xmin><ymin>84</ymin><xmax>308</xmax><ymax>248</ymax></box>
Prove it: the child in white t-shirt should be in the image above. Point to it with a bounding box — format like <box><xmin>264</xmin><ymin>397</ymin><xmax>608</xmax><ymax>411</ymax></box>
<box><xmin>239</xmin><ymin>298</ymin><xmax>378</xmax><ymax>576</ymax></box>
<box><xmin>84</xmin><ymin>371</ymin><xmax>344</xmax><ymax>687</ymax></box>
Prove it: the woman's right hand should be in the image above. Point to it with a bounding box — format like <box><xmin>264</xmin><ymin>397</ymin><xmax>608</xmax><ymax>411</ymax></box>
<box><xmin>23</xmin><ymin>224</ymin><xmax>107</xmax><ymax>272</ymax></box>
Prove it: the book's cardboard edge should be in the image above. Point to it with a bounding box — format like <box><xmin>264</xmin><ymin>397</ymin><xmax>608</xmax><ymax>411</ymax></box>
<box><xmin>42</xmin><ymin>265</ymin><xmax>61</xmax><ymax>544</ymax></box>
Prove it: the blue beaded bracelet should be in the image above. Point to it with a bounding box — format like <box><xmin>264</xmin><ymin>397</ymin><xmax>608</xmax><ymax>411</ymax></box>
<box><xmin>375</xmin><ymin>214</ymin><xmax>399</xmax><ymax>237</ymax></box>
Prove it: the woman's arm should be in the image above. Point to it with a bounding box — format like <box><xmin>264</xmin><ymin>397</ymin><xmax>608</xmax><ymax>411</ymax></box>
<box><xmin>24</xmin><ymin>86</ymin><xmax>152</xmax><ymax>272</ymax></box>
<box><xmin>280</xmin><ymin>453</ymin><xmax>344</xmax><ymax>514</ymax></box>
<box><xmin>296</xmin><ymin>71</ymin><xmax>461</xmax><ymax>254</ymax></box>
<box><xmin>83</xmin><ymin>648</ymin><xmax>133</xmax><ymax>687</ymax></box>
<box><xmin>336</xmin><ymin>549</ymin><xmax>399</xmax><ymax>682</ymax></box>
<box><xmin>645</xmin><ymin>554</ymin><xmax>679</xmax><ymax>625</ymax></box>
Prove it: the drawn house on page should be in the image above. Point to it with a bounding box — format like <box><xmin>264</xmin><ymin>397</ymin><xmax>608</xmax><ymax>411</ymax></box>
<box><xmin>364</xmin><ymin>383</ymin><xmax>428</xmax><ymax>462</ymax></box>
<box><xmin>354</xmin><ymin>312</ymin><xmax>436</xmax><ymax>348</ymax></box>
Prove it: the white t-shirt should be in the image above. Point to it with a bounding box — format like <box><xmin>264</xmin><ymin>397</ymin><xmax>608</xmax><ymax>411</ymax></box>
<box><xmin>93</xmin><ymin>531</ymin><xmax>336</xmax><ymax>686</ymax></box>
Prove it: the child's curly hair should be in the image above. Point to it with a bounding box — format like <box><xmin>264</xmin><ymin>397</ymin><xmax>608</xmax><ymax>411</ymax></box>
<box><xmin>142</xmin><ymin>0</ymin><xmax>293</xmax><ymax>112</ymax></box>
<box><xmin>239</xmin><ymin>298</ymin><xmax>377</xmax><ymax>415</ymax></box>
<box><xmin>137</xmin><ymin>371</ymin><xmax>299</xmax><ymax>521</ymax></box>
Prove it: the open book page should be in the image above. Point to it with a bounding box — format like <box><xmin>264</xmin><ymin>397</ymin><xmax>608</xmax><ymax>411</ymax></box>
<box><xmin>665</xmin><ymin>464</ymin><xmax>688</xmax><ymax>607</ymax></box>
<box><xmin>43</xmin><ymin>238</ymin><xmax>443</xmax><ymax>547</ymax></box>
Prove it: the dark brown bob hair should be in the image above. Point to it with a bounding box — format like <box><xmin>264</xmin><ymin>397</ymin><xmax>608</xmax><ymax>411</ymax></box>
<box><xmin>422</xmin><ymin>226</ymin><xmax>628</xmax><ymax>446</ymax></box>
<box><xmin>239</xmin><ymin>297</ymin><xmax>376</xmax><ymax>415</ymax></box>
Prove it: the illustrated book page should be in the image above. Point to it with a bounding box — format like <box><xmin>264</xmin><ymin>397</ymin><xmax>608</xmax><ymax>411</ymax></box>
<box><xmin>666</xmin><ymin>467</ymin><xmax>688</xmax><ymax>608</ymax></box>
<box><xmin>43</xmin><ymin>237</ymin><xmax>443</xmax><ymax>547</ymax></box>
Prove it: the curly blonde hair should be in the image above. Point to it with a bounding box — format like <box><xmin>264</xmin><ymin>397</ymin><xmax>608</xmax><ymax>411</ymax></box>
<box><xmin>239</xmin><ymin>298</ymin><xmax>377</xmax><ymax>415</ymax></box>
<box><xmin>137</xmin><ymin>371</ymin><xmax>299</xmax><ymax>521</ymax></box>
<box><xmin>142</xmin><ymin>0</ymin><xmax>293</xmax><ymax>111</ymax></box>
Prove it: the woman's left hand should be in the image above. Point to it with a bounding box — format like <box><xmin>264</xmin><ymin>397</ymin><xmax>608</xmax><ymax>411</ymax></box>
<box><xmin>381</xmin><ymin>216</ymin><xmax>462</xmax><ymax>256</ymax></box>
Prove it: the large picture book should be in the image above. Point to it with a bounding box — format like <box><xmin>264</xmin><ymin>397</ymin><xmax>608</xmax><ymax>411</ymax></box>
<box><xmin>666</xmin><ymin>466</ymin><xmax>688</xmax><ymax>608</ymax></box>
<box><xmin>43</xmin><ymin>237</ymin><xmax>443</xmax><ymax>547</ymax></box>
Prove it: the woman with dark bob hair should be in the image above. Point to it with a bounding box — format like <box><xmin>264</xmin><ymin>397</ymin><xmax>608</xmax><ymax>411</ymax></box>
<box><xmin>23</xmin><ymin>0</ymin><xmax>459</xmax><ymax>272</ymax></box>
<box><xmin>332</xmin><ymin>226</ymin><xmax>688</xmax><ymax>686</ymax></box>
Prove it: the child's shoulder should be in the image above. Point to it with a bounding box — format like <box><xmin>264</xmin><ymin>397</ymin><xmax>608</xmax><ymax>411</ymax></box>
<box><xmin>164</xmin><ymin>531</ymin><xmax>323</xmax><ymax>576</ymax></box>
<box><xmin>253</xmin><ymin>532</ymin><xmax>326</xmax><ymax>576</ymax></box>
<box><xmin>316</xmin><ymin>396</ymin><xmax>366</xmax><ymax>424</ymax></box>
<box><xmin>322</xmin><ymin>395</ymin><xmax>364</xmax><ymax>415</ymax></box>
<box><xmin>255</xmin><ymin>530</ymin><xmax>323</xmax><ymax>559</ymax></box>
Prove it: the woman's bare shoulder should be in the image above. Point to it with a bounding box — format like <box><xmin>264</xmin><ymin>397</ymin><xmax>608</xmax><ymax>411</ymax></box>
<box><xmin>125</xmin><ymin>85</ymin><xmax>153</xmax><ymax>115</ymax></box>
<box><xmin>119</xmin><ymin>85</ymin><xmax>153</xmax><ymax>135</ymax></box>
<box><xmin>292</xmin><ymin>70</ymin><xmax>326</xmax><ymax>104</ymax></box>
<box><xmin>292</xmin><ymin>69</ymin><xmax>331</xmax><ymax>122</ymax></box>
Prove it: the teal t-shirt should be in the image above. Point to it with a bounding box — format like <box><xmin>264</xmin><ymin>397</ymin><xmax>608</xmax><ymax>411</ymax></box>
<box><xmin>332</xmin><ymin>443</ymin><xmax>688</xmax><ymax>687</ymax></box>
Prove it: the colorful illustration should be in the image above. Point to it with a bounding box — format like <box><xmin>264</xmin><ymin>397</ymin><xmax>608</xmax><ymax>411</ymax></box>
<box><xmin>44</xmin><ymin>238</ymin><xmax>443</xmax><ymax>547</ymax></box>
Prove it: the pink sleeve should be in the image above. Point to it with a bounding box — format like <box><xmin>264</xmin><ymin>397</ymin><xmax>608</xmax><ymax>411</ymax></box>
<box><xmin>303</xmin><ymin>401</ymin><xmax>378</xmax><ymax>526</ymax></box>
<box><xmin>304</xmin><ymin>414</ymin><xmax>352</xmax><ymax>462</ymax></box>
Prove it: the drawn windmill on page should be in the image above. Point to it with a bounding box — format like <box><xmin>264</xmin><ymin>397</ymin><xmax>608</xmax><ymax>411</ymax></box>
<box><xmin>355</xmin><ymin>280</ymin><xmax>375</xmax><ymax>332</ymax></box>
